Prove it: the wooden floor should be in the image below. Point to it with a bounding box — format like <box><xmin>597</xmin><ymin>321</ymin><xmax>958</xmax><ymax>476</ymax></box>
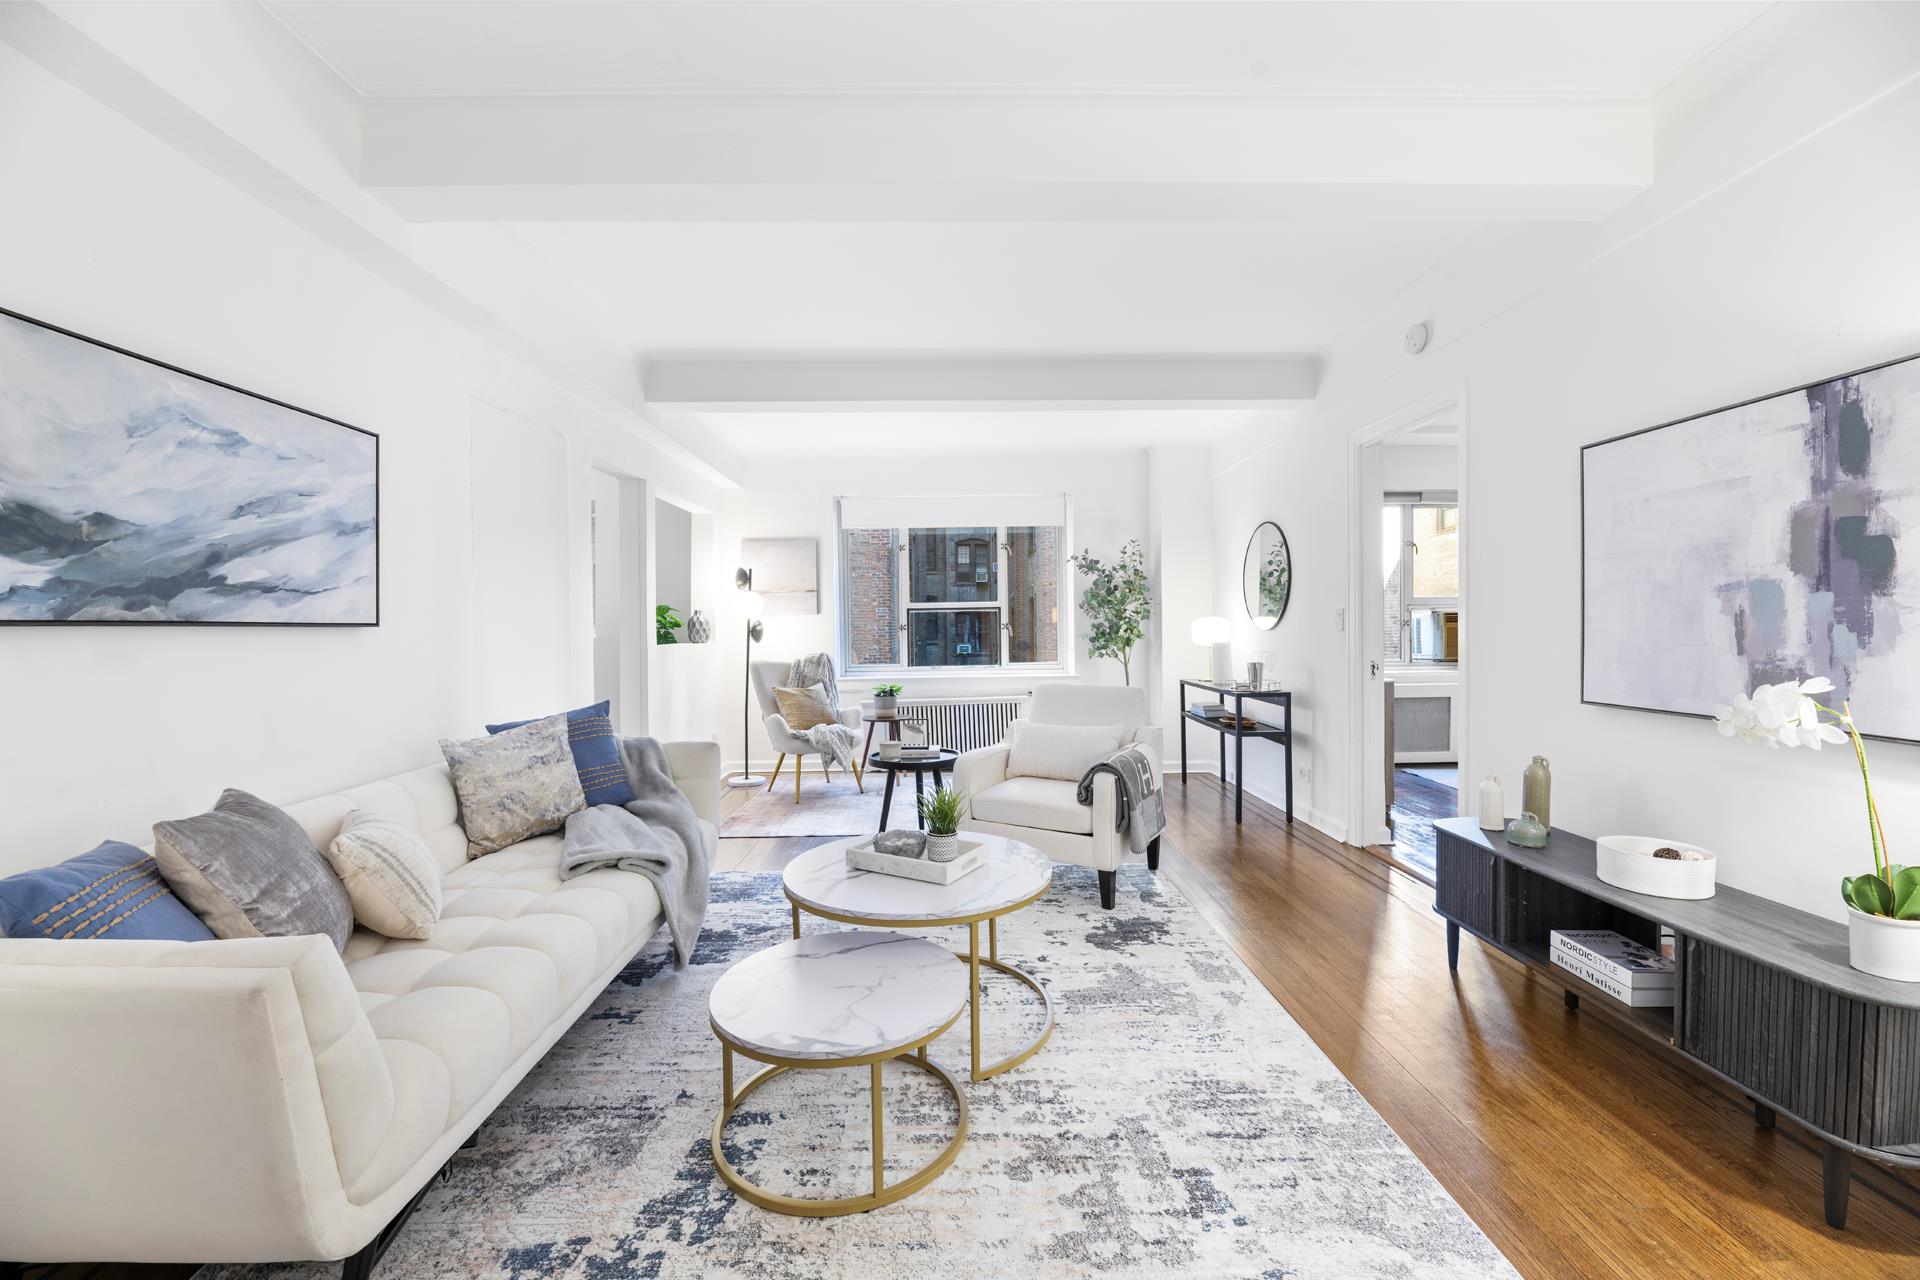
<box><xmin>1378</xmin><ymin>763</ymin><xmax>1456</xmax><ymax>880</ymax></box>
<box><xmin>46</xmin><ymin>775</ymin><xmax>1920</xmax><ymax>1279</ymax></box>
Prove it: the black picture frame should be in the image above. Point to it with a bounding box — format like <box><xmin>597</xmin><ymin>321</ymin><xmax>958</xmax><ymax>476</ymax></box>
<box><xmin>0</xmin><ymin>305</ymin><xmax>379</xmax><ymax>627</ymax></box>
<box><xmin>1580</xmin><ymin>348</ymin><xmax>1920</xmax><ymax>746</ymax></box>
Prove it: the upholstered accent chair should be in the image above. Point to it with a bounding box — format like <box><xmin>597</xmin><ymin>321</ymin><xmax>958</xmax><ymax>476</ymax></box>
<box><xmin>750</xmin><ymin>658</ymin><xmax>865</xmax><ymax>800</ymax></box>
<box><xmin>951</xmin><ymin>684</ymin><xmax>1163</xmax><ymax>909</ymax></box>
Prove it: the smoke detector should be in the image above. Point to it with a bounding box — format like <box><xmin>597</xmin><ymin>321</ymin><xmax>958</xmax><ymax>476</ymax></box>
<box><xmin>1404</xmin><ymin>322</ymin><xmax>1431</xmax><ymax>355</ymax></box>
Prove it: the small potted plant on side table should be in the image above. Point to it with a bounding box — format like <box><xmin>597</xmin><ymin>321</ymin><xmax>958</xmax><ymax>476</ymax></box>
<box><xmin>872</xmin><ymin>683</ymin><xmax>903</xmax><ymax>715</ymax></box>
<box><xmin>918</xmin><ymin>787</ymin><xmax>968</xmax><ymax>863</ymax></box>
<box><xmin>1717</xmin><ymin>677</ymin><xmax>1920</xmax><ymax>980</ymax></box>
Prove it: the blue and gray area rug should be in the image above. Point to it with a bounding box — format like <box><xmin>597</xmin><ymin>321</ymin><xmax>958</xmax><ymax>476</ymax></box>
<box><xmin>212</xmin><ymin>866</ymin><xmax>1515</xmax><ymax>1279</ymax></box>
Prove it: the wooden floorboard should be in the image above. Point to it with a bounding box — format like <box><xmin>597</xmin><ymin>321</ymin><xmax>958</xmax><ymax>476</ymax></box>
<box><xmin>1159</xmin><ymin>774</ymin><xmax>1920</xmax><ymax>1279</ymax></box>
<box><xmin>46</xmin><ymin>774</ymin><xmax>1920</xmax><ymax>1279</ymax></box>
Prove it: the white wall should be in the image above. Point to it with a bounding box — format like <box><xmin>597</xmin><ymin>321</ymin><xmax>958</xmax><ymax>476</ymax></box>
<box><xmin>0</xmin><ymin>44</ymin><xmax>724</xmax><ymax>869</ymax></box>
<box><xmin>1380</xmin><ymin>443</ymin><xmax>1459</xmax><ymax>494</ymax></box>
<box><xmin>1207</xmin><ymin>6</ymin><xmax>1920</xmax><ymax>914</ymax></box>
<box><xmin>713</xmin><ymin>447</ymin><xmax>1208</xmax><ymax>773</ymax></box>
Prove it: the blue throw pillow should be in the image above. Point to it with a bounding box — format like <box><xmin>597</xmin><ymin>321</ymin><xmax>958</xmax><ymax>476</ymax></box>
<box><xmin>0</xmin><ymin>840</ymin><xmax>216</xmax><ymax>941</ymax></box>
<box><xmin>485</xmin><ymin>700</ymin><xmax>637</xmax><ymax>808</ymax></box>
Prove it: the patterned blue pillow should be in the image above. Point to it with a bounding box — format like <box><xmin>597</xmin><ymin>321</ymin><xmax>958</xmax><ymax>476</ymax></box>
<box><xmin>486</xmin><ymin>700</ymin><xmax>637</xmax><ymax>808</ymax></box>
<box><xmin>0</xmin><ymin>840</ymin><xmax>216</xmax><ymax>941</ymax></box>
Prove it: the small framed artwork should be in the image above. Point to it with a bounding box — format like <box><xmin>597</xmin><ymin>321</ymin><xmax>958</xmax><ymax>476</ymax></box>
<box><xmin>741</xmin><ymin>537</ymin><xmax>819</xmax><ymax>615</ymax></box>
<box><xmin>898</xmin><ymin>719</ymin><xmax>931</xmax><ymax>751</ymax></box>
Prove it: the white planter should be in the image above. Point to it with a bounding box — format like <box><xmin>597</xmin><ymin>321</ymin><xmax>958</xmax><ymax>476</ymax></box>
<box><xmin>873</xmin><ymin>696</ymin><xmax>898</xmax><ymax>714</ymax></box>
<box><xmin>1595</xmin><ymin>836</ymin><xmax>1717</xmax><ymax>900</ymax></box>
<box><xmin>925</xmin><ymin>832</ymin><xmax>959</xmax><ymax>863</ymax></box>
<box><xmin>1847</xmin><ymin>908</ymin><xmax>1920</xmax><ymax>982</ymax></box>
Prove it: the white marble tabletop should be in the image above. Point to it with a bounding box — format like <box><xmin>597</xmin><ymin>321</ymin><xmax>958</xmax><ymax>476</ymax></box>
<box><xmin>709</xmin><ymin>931</ymin><xmax>968</xmax><ymax>1061</ymax></box>
<box><xmin>783</xmin><ymin>833</ymin><xmax>1053</xmax><ymax>923</ymax></box>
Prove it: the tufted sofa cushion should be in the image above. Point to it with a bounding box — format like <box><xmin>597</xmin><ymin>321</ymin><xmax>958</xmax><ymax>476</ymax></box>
<box><xmin>280</xmin><ymin>769</ymin><xmax>691</xmax><ymax>1205</ymax></box>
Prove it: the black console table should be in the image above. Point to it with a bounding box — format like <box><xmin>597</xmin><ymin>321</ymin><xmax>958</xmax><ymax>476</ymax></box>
<box><xmin>1434</xmin><ymin>815</ymin><xmax>1920</xmax><ymax>1228</ymax></box>
<box><xmin>1176</xmin><ymin>678</ymin><xmax>1291</xmax><ymax>824</ymax></box>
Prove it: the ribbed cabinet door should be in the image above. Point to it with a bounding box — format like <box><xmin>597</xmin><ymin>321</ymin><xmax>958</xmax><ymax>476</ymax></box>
<box><xmin>1434</xmin><ymin>827</ymin><xmax>1498</xmax><ymax>938</ymax></box>
<box><xmin>1677</xmin><ymin>936</ymin><xmax>1920</xmax><ymax>1149</ymax></box>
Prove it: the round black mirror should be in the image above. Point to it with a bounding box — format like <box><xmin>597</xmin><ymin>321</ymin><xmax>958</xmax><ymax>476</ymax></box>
<box><xmin>1242</xmin><ymin>522</ymin><xmax>1291</xmax><ymax>629</ymax></box>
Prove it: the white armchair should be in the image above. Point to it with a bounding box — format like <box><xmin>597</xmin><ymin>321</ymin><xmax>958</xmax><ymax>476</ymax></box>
<box><xmin>750</xmin><ymin>658</ymin><xmax>865</xmax><ymax>801</ymax></box>
<box><xmin>951</xmin><ymin>684</ymin><xmax>1164</xmax><ymax>909</ymax></box>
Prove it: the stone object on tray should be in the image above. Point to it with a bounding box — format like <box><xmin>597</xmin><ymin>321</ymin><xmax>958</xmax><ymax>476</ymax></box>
<box><xmin>874</xmin><ymin>830</ymin><xmax>927</xmax><ymax>858</ymax></box>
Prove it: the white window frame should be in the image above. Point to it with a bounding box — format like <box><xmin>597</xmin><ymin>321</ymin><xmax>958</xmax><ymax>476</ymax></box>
<box><xmin>838</xmin><ymin>513</ymin><xmax>1072</xmax><ymax>678</ymax></box>
<box><xmin>1384</xmin><ymin>492</ymin><xmax>1460</xmax><ymax>667</ymax></box>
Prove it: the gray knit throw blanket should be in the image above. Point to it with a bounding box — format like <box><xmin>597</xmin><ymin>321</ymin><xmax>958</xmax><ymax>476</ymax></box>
<box><xmin>786</xmin><ymin>652</ymin><xmax>860</xmax><ymax>772</ymax></box>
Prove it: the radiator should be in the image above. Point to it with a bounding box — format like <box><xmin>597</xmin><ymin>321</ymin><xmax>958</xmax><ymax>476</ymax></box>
<box><xmin>1393</xmin><ymin>692</ymin><xmax>1453</xmax><ymax>754</ymax></box>
<box><xmin>897</xmin><ymin>695</ymin><xmax>1029</xmax><ymax>754</ymax></box>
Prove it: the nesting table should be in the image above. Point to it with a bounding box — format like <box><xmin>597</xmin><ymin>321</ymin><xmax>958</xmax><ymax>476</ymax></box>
<box><xmin>707</xmin><ymin>930</ymin><xmax>970</xmax><ymax>1216</ymax></box>
<box><xmin>783</xmin><ymin>834</ymin><xmax>1055</xmax><ymax>1082</ymax></box>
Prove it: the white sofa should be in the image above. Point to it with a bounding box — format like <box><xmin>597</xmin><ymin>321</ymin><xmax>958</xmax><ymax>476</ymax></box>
<box><xmin>951</xmin><ymin>685</ymin><xmax>1163</xmax><ymax>909</ymax></box>
<box><xmin>0</xmin><ymin>739</ymin><xmax>720</xmax><ymax>1273</ymax></box>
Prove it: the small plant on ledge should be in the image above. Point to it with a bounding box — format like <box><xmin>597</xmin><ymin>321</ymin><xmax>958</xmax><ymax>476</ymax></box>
<box><xmin>655</xmin><ymin>604</ymin><xmax>684</xmax><ymax>645</ymax></box>
<box><xmin>1716</xmin><ymin>676</ymin><xmax>1920</xmax><ymax>979</ymax></box>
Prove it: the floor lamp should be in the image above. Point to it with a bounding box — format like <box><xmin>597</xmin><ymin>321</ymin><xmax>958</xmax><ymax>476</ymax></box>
<box><xmin>729</xmin><ymin>567</ymin><xmax>767</xmax><ymax>787</ymax></box>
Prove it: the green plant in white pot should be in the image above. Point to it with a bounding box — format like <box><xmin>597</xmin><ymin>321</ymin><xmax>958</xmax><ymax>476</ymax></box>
<box><xmin>918</xmin><ymin>786</ymin><xmax>968</xmax><ymax>863</ymax></box>
<box><xmin>1716</xmin><ymin>676</ymin><xmax>1920</xmax><ymax>980</ymax></box>
<box><xmin>872</xmin><ymin>683</ymin><xmax>903</xmax><ymax>714</ymax></box>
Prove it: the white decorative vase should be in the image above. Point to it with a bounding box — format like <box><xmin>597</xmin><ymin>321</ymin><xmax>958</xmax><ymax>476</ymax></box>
<box><xmin>1476</xmin><ymin>775</ymin><xmax>1505</xmax><ymax>831</ymax></box>
<box><xmin>873</xmin><ymin>695</ymin><xmax>898</xmax><ymax>714</ymax></box>
<box><xmin>925</xmin><ymin>832</ymin><xmax>959</xmax><ymax>863</ymax></box>
<box><xmin>1847</xmin><ymin>908</ymin><xmax>1920</xmax><ymax>982</ymax></box>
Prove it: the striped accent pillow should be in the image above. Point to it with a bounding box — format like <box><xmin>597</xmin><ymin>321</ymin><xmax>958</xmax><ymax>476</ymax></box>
<box><xmin>0</xmin><ymin>841</ymin><xmax>215</xmax><ymax>941</ymax></box>
<box><xmin>323</xmin><ymin>811</ymin><xmax>443</xmax><ymax>941</ymax></box>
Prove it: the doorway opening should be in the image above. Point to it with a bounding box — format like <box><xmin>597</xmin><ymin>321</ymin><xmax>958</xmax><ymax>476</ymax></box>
<box><xmin>1347</xmin><ymin>391</ymin><xmax>1467</xmax><ymax>884</ymax></box>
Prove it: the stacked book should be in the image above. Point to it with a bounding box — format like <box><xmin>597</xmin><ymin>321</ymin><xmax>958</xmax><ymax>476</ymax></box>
<box><xmin>1549</xmin><ymin>929</ymin><xmax>1676</xmax><ymax>1008</ymax></box>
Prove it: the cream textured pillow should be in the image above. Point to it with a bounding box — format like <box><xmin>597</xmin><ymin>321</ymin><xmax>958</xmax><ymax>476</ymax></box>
<box><xmin>1003</xmin><ymin>720</ymin><xmax>1129</xmax><ymax>782</ymax></box>
<box><xmin>773</xmin><ymin>683</ymin><xmax>836</xmax><ymax>730</ymax></box>
<box><xmin>439</xmin><ymin>714</ymin><xmax>586</xmax><ymax>856</ymax></box>
<box><xmin>324</xmin><ymin>811</ymin><xmax>443</xmax><ymax>940</ymax></box>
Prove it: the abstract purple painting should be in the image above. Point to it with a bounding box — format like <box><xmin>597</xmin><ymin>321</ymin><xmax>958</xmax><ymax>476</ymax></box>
<box><xmin>1583</xmin><ymin>354</ymin><xmax>1920</xmax><ymax>742</ymax></box>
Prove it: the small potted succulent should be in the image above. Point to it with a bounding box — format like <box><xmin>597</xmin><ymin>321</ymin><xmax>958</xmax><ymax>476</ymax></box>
<box><xmin>872</xmin><ymin>683</ymin><xmax>903</xmax><ymax>715</ymax></box>
<box><xmin>1717</xmin><ymin>677</ymin><xmax>1920</xmax><ymax>980</ymax></box>
<box><xmin>917</xmin><ymin>786</ymin><xmax>968</xmax><ymax>863</ymax></box>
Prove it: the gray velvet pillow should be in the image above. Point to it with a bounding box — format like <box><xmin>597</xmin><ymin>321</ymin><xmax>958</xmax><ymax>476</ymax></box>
<box><xmin>440</xmin><ymin>714</ymin><xmax>586</xmax><ymax>856</ymax></box>
<box><xmin>152</xmin><ymin>789</ymin><xmax>353</xmax><ymax>951</ymax></box>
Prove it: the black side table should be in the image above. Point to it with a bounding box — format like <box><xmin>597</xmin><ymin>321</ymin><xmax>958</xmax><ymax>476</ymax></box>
<box><xmin>866</xmin><ymin>749</ymin><xmax>960</xmax><ymax>830</ymax></box>
<box><xmin>1177</xmin><ymin>678</ymin><xmax>1292</xmax><ymax>825</ymax></box>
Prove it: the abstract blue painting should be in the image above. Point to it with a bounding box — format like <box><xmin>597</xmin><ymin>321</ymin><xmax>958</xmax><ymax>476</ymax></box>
<box><xmin>1583</xmin><ymin>352</ymin><xmax>1919</xmax><ymax>742</ymax></box>
<box><xmin>0</xmin><ymin>309</ymin><xmax>377</xmax><ymax>624</ymax></box>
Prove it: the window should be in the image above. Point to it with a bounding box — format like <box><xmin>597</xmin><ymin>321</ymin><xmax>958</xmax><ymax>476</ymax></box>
<box><xmin>839</xmin><ymin>505</ymin><xmax>1066</xmax><ymax>673</ymax></box>
<box><xmin>1382</xmin><ymin>496</ymin><xmax>1460</xmax><ymax>664</ymax></box>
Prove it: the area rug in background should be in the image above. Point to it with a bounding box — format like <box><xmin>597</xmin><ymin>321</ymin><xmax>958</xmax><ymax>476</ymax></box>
<box><xmin>719</xmin><ymin>768</ymin><xmax>923</xmax><ymax>837</ymax></box>
<box><xmin>205</xmin><ymin>866</ymin><xmax>1517</xmax><ymax>1280</ymax></box>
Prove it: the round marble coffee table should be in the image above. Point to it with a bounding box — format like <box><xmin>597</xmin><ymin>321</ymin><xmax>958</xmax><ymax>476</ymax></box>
<box><xmin>709</xmin><ymin>930</ymin><xmax>970</xmax><ymax>1216</ymax></box>
<box><xmin>782</xmin><ymin>834</ymin><xmax>1054</xmax><ymax>1082</ymax></box>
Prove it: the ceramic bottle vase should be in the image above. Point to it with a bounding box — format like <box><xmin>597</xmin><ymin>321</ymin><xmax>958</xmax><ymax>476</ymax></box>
<box><xmin>1522</xmin><ymin>756</ymin><xmax>1552</xmax><ymax>831</ymax></box>
<box><xmin>1476</xmin><ymin>775</ymin><xmax>1505</xmax><ymax>831</ymax></box>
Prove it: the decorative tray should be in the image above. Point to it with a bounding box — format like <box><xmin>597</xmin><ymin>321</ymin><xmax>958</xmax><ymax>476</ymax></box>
<box><xmin>845</xmin><ymin>838</ymin><xmax>986</xmax><ymax>884</ymax></box>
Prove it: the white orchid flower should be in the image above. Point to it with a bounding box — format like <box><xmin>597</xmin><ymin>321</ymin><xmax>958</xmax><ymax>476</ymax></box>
<box><xmin>1712</xmin><ymin>678</ymin><xmax>1848</xmax><ymax>750</ymax></box>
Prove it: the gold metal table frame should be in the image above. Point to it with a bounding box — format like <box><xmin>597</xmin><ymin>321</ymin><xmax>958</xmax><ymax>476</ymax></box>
<box><xmin>709</xmin><ymin>1009</ymin><xmax>970</xmax><ymax>1216</ymax></box>
<box><xmin>785</xmin><ymin>884</ymin><xmax>1055</xmax><ymax>1082</ymax></box>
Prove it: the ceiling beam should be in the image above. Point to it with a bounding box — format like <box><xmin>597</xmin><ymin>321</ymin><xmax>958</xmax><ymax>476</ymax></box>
<box><xmin>361</xmin><ymin>91</ymin><xmax>1653</xmax><ymax>223</ymax></box>
<box><xmin>643</xmin><ymin>355</ymin><xmax>1320</xmax><ymax>412</ymax></box>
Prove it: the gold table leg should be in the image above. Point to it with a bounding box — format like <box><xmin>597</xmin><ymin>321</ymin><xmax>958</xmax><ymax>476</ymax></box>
<box><xmin>969</xmin><ymin>922</ymin><xmax>981</xmax><ymax>1082</ymax></box>
<box><xmin>711</xmin><ymin>1042</ymin><xmax>968</xmax><ymax>1216</ymax></box>
<box><xmin>870</xmin><ymin>1061</ymin><xmax>885</xmax><ymax>1198</ymax></box>
<box><xmin>790</xmin><ymin>902</ymin><xmax>801</xmax><ymax>939</ymax></box>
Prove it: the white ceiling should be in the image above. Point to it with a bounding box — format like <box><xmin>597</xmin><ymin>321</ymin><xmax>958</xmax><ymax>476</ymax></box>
<box><xmin>493</xmin><ymin>219</ymin><xmax>1490</xmax><ymax>354</ymax></box>
<box><xmin>267</xmin><ymin>1</ymin><xmax>1763</xmax><ymax>97</ymax></box>
<box><xmin>250</xmin><ymin>0</ymin><xmax>1772</xmax><ymax>459</ymax></box>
